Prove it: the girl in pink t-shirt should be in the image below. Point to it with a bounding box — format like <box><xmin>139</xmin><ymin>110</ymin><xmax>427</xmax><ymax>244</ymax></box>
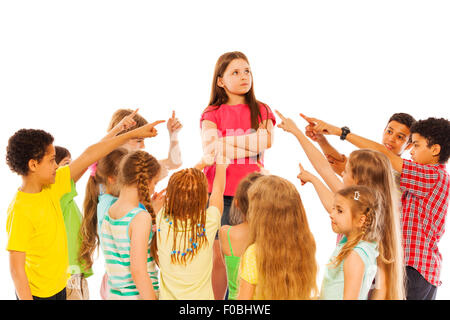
<box><xmin>200</xmin><ymin>51</ymin><xmax>276</xmax><ymax>299</ymax></box>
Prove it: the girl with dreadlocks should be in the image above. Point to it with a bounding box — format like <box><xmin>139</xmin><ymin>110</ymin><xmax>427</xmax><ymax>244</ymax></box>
<box><xmin>155</xmin><ymin>158</ymin><xmax>228</xmax><ymax>300</ymax></box>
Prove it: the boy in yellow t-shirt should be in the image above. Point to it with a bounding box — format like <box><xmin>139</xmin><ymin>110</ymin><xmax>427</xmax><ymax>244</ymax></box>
<box><xmin>5</xmin><ymin>119</ymin><xmax>164</xmax><ymax>300</ymax></box>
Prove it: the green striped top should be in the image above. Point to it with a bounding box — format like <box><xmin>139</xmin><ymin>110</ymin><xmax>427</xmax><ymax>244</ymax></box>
<box><xmin>100</xmin><ymin>207</ymin><xmax>159</xmax><ymax>298</ymax></box>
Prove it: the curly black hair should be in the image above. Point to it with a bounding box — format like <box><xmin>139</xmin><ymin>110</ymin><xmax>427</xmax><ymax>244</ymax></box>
<box><xmin>410</xmin><ymin>117</ymin><xmax>450</xmax><ymax>164</ymax></box>
<box><xmin>6</xmin><ymin>129</ymin><xmax>54</xmax><ymax>176</ymax></box>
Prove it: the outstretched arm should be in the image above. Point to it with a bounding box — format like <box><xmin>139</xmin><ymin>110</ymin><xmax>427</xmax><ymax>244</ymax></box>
<box><xmin>276</xmin><ymin>110</ymin><xmax>344</xmax><ymax>193</ymax></box>
<box><xmin>208</xmin><ymin>159</ymin><xmax>229</xmax><ymax>215</ymax></box>
<box><xmin>305</xmin><ymin>123</ymin><xmax>347</xmax><ymax>176</ymax></box>
<box><xmin>298</xmin><ymin>163</ymin><xmax>334</xmax><ymax>213</ymax></box>
<box><xmin>70</xmin><ymin>120</ymin><xmax>165</xmax><ymax>183</ymax></box>
<box><xmin>302</xmin><ymin>115</ymin><xmax>404</xmax><ymax>172</ymax></box>
<box><xmin>159</xmin><ymin>111</ymin><xmax>183</xmax><ymax>170</ymax></box>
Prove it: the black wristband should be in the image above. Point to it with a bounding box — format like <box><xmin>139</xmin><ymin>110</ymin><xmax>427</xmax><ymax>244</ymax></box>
<box><xmin>340</xmin><ymin>126</ymin><xmax>350</xmax><ymax>140</ymax></box>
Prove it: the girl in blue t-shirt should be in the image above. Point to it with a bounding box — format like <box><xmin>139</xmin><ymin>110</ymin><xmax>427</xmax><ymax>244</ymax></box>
<box><xmin>298</xmin><ymin>163</ymin><xmax>382</xmax><ymax>299</ymax></box>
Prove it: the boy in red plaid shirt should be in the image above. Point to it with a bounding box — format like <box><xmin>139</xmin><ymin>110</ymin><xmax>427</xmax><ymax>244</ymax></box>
<box><xmin>299</xmin><ymin>115</ymin><xmax>450</xmax><ymax>300</ymax></box>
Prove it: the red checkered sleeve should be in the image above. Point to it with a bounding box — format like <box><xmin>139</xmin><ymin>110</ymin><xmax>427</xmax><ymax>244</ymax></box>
<box><xmin>400</xmin><ymin>159</ymin><xmax>449</xmax><ymax>286</ymax></box>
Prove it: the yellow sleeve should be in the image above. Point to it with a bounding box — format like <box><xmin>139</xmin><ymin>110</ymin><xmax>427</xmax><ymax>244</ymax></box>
<box><xmin>240</xmin><ymin>244</ymin><xmax>258</xmax><ymax>285</ymax></box>
<box><xmin>6</xmin><ymin>209</ymin><xmax>34</xmax><ymax>252</ymax></box>
<box><xmin>51</xmin><ymin>165</ymin><xmax>72</xmax><ymax>200</ymax></box>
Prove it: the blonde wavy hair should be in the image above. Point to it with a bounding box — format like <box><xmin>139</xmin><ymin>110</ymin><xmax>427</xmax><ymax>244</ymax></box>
<box><xmin>348</xmin><ymin>149</ymin><xmax>405</xmax><ymax>300</ymax></box>
<box><xmin>247</xmin><ymin>175</ymin><xmax>318</xmax><ymax>300</ymax></box>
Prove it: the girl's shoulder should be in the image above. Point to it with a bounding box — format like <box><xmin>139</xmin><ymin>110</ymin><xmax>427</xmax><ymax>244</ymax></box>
<box><xmin>353</xmin><ymin>240</ymin><xmax>379</xmax><ymax>263</ymax></box>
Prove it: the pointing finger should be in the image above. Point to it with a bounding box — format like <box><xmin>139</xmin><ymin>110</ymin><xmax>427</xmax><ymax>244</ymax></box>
<box><xmin>275</xmin><ymin>110</ymin><xmax>286</xmax><ymax>121</ymax></box>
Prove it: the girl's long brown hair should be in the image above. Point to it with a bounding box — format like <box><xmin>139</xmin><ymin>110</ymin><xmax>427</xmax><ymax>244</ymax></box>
<box><xmin>348</xmin><ymin>149</ymin><xmax>405</xmax><ymax>300</ymax></box>
<box><xmin>203</xmin><ymin>51</ymin><xmax>270</xmax><ymax>131</ymax></box>
<box><xmin>79</xmin><ymin>148</ymin><xmax>128</xmax><ymax>270</ymax></box>
<box><xmin>247</xmin><ymin>175</ymin><xmax>318</xmax><ymax>300</ymax></box>
<box><xmin>158</xmin><ymin>168</ymin><xmax>209</xmax><ymax>265</ymax></box>
<box><xmin>331</xmin><ymin>186</ymin><xmax>381</xmax><ymax>268</ymax></box>
<box><xmin>229</xmin><ymin>172</ymin><xmax>263</xmax><ymax>225</ymax></box>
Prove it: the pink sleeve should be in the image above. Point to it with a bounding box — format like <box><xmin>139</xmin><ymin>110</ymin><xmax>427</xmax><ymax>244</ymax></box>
<box><xmin>200</xmin><ymin>106</ymin><xmax>218</xmax><ymax>128</ymax></box>
<box><xmin>259</xmin><ymin>104</ymin><xmax>276</xmax><ymax>126</ymax></box>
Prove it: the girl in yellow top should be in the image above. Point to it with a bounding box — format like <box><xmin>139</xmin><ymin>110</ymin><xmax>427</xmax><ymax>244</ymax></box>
<box><xmin>238</xmin><ymin>175</ymin><xmax>318</xmax><ymax>300</ymax></box>
<box><xmin>155</xmin><ymin>157</ymin><xmax>228</xmax><ymax>300</ymax></box>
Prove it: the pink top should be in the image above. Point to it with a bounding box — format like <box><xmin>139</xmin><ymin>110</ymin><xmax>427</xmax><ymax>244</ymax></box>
<box><xmin>200</xmin><ymin>103</ymin><xmax>276</xmax><ymax>196</ymax></box>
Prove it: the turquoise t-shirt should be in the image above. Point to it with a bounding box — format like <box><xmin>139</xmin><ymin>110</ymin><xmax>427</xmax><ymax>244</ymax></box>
<box><xmin>60</xmin><ymin>179</ymin><xmax>93</xmax><ymax>277</ymax></box>
<box><xmin>320</xmin><ymin>236</ymin><xmax>379</xmax><ymax>300</ymax></box>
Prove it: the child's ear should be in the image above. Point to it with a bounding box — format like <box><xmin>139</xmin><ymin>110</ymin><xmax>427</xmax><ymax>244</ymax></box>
<box><xmin>431</xmin><ymin>144</ymin><xmax>441</xmax><ymax>159</ymax></box>
<box><xmin>28</xmin><ymin>159</ymin><xmax>38</xmax><ymax>173</ymax></box>
<box><xmin>404</xmin><ymin>142</ymin><xmax>413</xmax><ymax>151</ymax></box>
<box><xmin>217</xmin><ymin>77</ymin><xmax>224</xmax><ymax>88</ymax></box>
<box><xmin>107</xmin><ymin>176</ymin><xmax>116</xmax><ymax>185</ymax></box>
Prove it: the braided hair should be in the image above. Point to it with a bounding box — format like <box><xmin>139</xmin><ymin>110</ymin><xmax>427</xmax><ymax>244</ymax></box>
<box><xmin>118</xmin><ymin>150</ymin><xmax>161</xmax><ymax>224</ymax></box>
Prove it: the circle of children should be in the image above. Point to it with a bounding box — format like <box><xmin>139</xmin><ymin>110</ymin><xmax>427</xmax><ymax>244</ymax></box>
<box><xmin>5</xmin><ymin>51</ymin><xmax>450</xmax><ymax>301</ymax></box>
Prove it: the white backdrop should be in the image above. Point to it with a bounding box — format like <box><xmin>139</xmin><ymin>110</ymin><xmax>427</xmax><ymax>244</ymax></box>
<box><xmin>0</xmin><ymin>0</ymin><xmax>449</xmax><ymax>300</ymax></box>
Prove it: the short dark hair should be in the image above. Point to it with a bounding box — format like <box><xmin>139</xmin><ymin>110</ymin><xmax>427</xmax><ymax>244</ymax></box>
<box><xmin>6</xmin><ymin>129</ymin><xmax>54</xmax><ymax>176</ymax></box>
<box><xmin>388</xmin><ymin>113</ymin><xmax>416</xmax><ymax>129</ymax></box>
<box><xmin>55</xmin><ymin>146</ymin><xmax>71</xmax><ymax>164</ymax></box>
<box><xmin>410</xmin><ymin>117</ymin><xmax>450</xmax><ymax>164</ymax></box>
<box><xmin>386</xmin><ymin>113</ymin><xmax>416</xmax><ymax>143</ymax></box>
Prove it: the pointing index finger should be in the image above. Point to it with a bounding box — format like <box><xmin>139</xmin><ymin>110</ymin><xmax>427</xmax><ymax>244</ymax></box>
<box><xmin>275</xmin><ymin>110</ymin><xmax>286</xmax><ymax>121</ymax></box>
<box><xmin>150</xmin><ymin>120</ymin><xmax>166</xmax><ymax>127</ymax></box>
<box><xmin>130</xmin><ymin>108</ymin><xmax>139</xmax><ymax>118</ymax></box>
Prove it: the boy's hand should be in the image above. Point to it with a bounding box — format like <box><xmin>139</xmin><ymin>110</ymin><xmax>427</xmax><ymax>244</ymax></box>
<box><xmin>167</xmin><ymin>111</ymin><xmax>183</xmax><ymax>136</ymax></box>
<box><xmin>300</xmin><ymin>114</ymin><xmax>341</xmax><ymax>136</ymax></box>
<box><xmin>297</xmin><ymin>162</ymin><xmax>315</xmax><ymax>185</ymax></box>
<box><xmin>305</xmin><ymin>123</ymin><xmax>325</xmax><ymax>142</ymax></box>
<box><xmin>275</xmin><ymin>110</ymin><xmax>300</xmax><ymax>134</ymax></box>
<box><xmin>326</xmin><ymin>154</ymin><xmax>347</xmax><ymax>177</ymax></box>
<box><xmin>131</xmin><ymin>120</ymin><xmax>165</xmax><ymax>139</ymax></box>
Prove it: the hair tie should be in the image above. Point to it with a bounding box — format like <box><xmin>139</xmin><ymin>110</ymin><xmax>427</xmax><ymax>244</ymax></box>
<box><xmin>89</xmin><ymin>161</ymin><xmax>98</xmax><ymax>177</ymax></box>
<box><xmin>354</xmin><ymin>191</ymin><xmax>360</xmax><ymax>201</ymax></box>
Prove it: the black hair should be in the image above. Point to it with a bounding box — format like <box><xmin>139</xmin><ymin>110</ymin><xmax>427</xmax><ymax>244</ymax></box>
<box><xmin>410</xmin><ymin>117</ymin><xmax>450</xmax><ymax>164</ymax></box>
<box><xmin>6</xmin><ymin>129</ymin><xmax>54</xmax><ymax>176</ymax></box>
<box><xmin>387</xmin><ymin>113</ymin><xmax>416</xmax><ymax>143</ymax></box>
<box><xmin>55</xmin><ymin>146</ymin><xmax>71</xmax><ymax>165</ymax></box>
<box><xmin>388</xmin><ymin>113</ymin><xmax>416</xmax><ymax>129</ymax></box>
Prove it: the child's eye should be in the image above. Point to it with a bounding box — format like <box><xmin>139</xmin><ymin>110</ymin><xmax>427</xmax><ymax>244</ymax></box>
<box><xmin>244</xmin><ymin>70</ymin><xmax>250</xmax><ymax>74</ymax></box>
<box><xmin>232</xmin><ymin>71</ymin><xmax>238</xmax><ymax>75</ymax></box>
<box><xmin>397</xmin><ymin>135</ymin><xmax>405</xmax><ymax>140</ymax></box>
